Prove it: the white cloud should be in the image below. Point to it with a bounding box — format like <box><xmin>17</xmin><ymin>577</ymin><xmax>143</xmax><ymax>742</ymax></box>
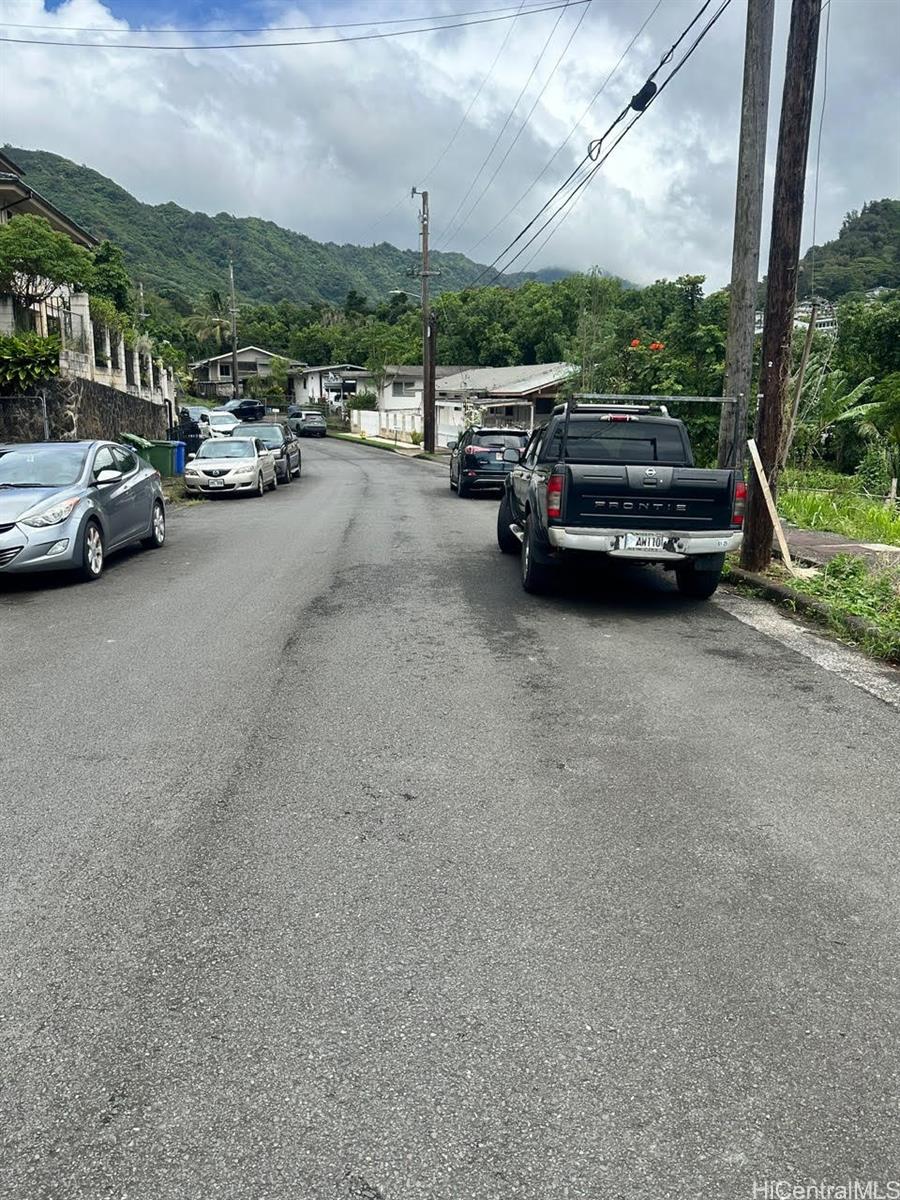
<box><xmin>3</xmin><ymin>0</ymin><xmax>898</xmax><ymax>290</ymax></box>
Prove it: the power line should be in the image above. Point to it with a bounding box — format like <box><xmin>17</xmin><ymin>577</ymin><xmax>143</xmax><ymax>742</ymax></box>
<box><xmin>464</xmin><ymin>0</ymin><xmax>665</xmax><ymax>258</ymax></box>
<box><xmin>369</xmin><ymin>0</ymin><xmax>529</xmax><ymax>237</ymax></box>
<box><xmin>471</xmin><ymin>0</ymin><xmax>731</xmax><ymax>285</ymax></box>
<box><xmin>437</xmin><ymin>0</ymin><xmax>593</xmax><ymax>249</ymax></box>
<box><xmin>0</xmin><ymin>1</ymin><xmax>559</xmax><ymax>35</ymax></box>
<box><xmin>467</xmin><ymin>0</ymin><xmax>717</xmax><ymax>285</ymax></box>
<box><xmin>0</xmin><ymin>1</ymin><xmax>586</xmax><ymax>51</ymax></box>
<box><xmin>434</xmin><ymin>0</ymin><xmax>589</xmax><ymax>246</ymax></box>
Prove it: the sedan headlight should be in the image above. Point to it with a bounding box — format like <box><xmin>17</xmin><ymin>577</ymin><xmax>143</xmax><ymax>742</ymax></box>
<box><xmin>235</xmin><ymin>464</ymin><xmax>256</xmax><ymax>475</ymax></box>
<box><xmin>21</xmin><ymin>496</ymin><xmax>81</xmax><ymax>527</ymax></box>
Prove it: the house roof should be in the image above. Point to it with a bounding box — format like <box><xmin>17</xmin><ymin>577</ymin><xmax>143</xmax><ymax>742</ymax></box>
<box><xmin>300</xmin><ymin>363</ymin><xmax>368</xmax><ymax>376</ymax></box>
<box><xmin>190</xmin><ymin>346</ymin><xmax>304</xmax><ymax>369</ymax></box>
<box><xmin>0</xmin><ymin>172</ymin><xmax>99</xmax><ymax>248</ymax></box>
<box><xmin>0</xmin><ymin>150</ymin><xmax>25</xmax><ymax>175</ymax></box>
<box><xmin>382</xmin><ymin>364</ymin><xmax>472</xmax><ymax>381</ymax></box>
<box><xmin>436</xmin><ymin>363</ymin><xmax>575</xmax><ymax>398</ymax></box>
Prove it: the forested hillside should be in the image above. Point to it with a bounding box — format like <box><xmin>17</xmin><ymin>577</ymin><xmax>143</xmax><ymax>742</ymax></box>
<box><xmin>6</xmin><ymin>147</ymin><xmax>574</xmax><ymax>307</ymax></box>
<box><xmin>797</xmin><ymin>199</ymin><xmax>900</xmax><ymax>299</ymax></box>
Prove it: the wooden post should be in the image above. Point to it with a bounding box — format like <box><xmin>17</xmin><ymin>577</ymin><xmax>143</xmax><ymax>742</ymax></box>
<box><xmin>741</xmin><ymin>0</ymin><xmax>821</xmax><ymax>572</ymax></box>
<box><xmin>747</xmin><ymin>438</ymin><xmax>796</xmax><ymax>575</ymax></box>
<box><xmin>718</xmin><ymin>0</ymin><xmax>775</xmax><ymax>470</ymax></box>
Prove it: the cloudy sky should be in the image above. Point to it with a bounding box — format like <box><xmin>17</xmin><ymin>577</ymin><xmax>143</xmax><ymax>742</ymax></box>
<box><xmin>2</xmin><ymin>0</ymin><xmax>898</xmax><ymax>288</ymax></box>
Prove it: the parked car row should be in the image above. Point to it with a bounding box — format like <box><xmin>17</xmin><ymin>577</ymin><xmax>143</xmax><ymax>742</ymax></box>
<box><xmin>180</xmin><ymin>403</ymin><xmax>328</xmax><ymax>441</ymax></box>
<box><xmin>450</xmin><ymin>405</ymin><xmax>746</xmax><ymax>601</ymax></box>
<box><xmin>0</xmin><ymin>440</ymin><xmax>166</xmax><ymax>582</ymax></box>
<box><xmin>184</xmin><ymin>429</ymin><xmax>301</xmax><ymax>497</ymax></box>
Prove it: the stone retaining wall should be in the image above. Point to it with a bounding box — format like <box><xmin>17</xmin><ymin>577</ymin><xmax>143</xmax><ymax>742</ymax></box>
<box><xmin>0</xmin><ymin>376</ymin><xmax>169</xmax><ymax>443</ymax></box>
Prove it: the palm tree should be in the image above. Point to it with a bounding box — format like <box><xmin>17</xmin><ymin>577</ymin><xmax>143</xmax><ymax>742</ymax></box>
<box><xmin>186</xmin><ymin>289</ymin><xmax>231</xmax><ymax>352</ymax></box>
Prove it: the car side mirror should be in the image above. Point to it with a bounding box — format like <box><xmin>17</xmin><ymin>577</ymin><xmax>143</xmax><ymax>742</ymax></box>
<box><xmin>503</xmin><ymin>447</ymin><xmax>521</xmax><ymax>463</ymax></box>
<box><xmin>187</xmin><ymin>452</ymin><xmax>196</xmax><ymax>461</ymax></box>
<box><xmin>95</xmin><ymin>468</ymin><xmax>123</xmax><ymax>484</ymax></box>
<box><xmin>447</xmin><ymin>440</ymin><xmax>457</xmax><ymax>451</ymax></box>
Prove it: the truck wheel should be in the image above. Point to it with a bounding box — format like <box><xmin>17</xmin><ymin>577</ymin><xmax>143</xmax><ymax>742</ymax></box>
<box><xmin>675</xmin><ymin>561</ymin><xmax>722</xmax><ymax>599</ymax></box>
<box><xmin>457</xmin><ymin>473</ymin><xmax>469</xmax><ymax>498</ymax></box>
<box><xmin>521</xmin><ymin>515</ymin><xmax>554</xmax><ymax>594</ymax></box>
<box><xmin>497</xmin><ymin>491</ymin><xmax>520</xmax><ymax>555</ymax></box>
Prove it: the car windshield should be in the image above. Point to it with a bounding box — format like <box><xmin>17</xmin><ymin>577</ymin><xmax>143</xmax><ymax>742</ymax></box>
<box><xmin>236</xmin><ymin>424</ymin><xmax>284</xmax><ymax>447</ymax></box>
<box><xmin>472</xmin><ymin>433</ymin><xmax>527</xmax><ymax>449</ymax></box>
<box><xmin>544</xmin><ymin>419</ymin><xmax>687</xmax><ymax>464</ymax></box>
<box><xmin>197</xmin><ymin>439</ymin><xmax>255</xmax><ymax>459</ymax></box>
<box><xmin>0</xmin><ymin>445</ymin><xmax>89</xmax><ymax>487</ymax></box>
<box><xmin>208</xmin><ymin>413</ymin><xmax>235</xmax><ymax>425</ymax></box>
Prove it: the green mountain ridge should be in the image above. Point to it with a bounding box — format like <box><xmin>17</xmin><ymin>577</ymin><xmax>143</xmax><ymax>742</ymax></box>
<box><xmin>797</xmin><ymin>198</ymin><xmax>900</xmax><ymax>299</ymax></box>
<box><xmin>6</xmin><ymin>146</ymin><xmax>577</xmax><ymax>307</ymax></box>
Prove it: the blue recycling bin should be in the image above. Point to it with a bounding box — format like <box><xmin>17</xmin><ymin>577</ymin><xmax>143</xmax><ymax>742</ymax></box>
<box><xmin>173</xmin><ymin>441</ymin><xmax>186</xmax><ymax>475</ymax></box>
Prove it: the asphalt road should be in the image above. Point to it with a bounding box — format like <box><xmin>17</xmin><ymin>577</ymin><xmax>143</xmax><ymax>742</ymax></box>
<box><xmin>1</xmin><ymin>438</ymin><xmax>898</xmax><ymax>1200</ymax></box>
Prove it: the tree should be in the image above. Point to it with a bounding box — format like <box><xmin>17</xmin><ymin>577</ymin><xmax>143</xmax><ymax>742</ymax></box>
<box><xmin>91</xmin><ymin>240</ymin><xmax>131</xmax><ymax>311</ymax></box>
<box><xmin>0</xmin><ymin>214</ymin><xmax>94</xmax><ymax>307</ymax></box>
<box><xmin>186</xmin><ymin>290</ymin><xmax>231</xmax><ymax>352</ymax></box>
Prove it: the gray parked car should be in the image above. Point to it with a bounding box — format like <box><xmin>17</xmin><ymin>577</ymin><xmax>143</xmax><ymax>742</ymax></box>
<box><xmin>0</xmin><ymin>441</ymin><xmax>166</xmax><ymax>582</ymax></box>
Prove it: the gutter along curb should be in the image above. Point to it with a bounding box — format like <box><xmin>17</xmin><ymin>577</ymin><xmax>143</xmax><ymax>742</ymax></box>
<box><xmin>726</xmin><ymin>564</ymin><xmax>896</xmax><ymax>660</ymax></box>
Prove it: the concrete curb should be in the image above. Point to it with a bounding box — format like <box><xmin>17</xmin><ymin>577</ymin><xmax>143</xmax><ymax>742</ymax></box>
<box><xmin>726</xmin><ymin>564</ymin><xmax>894</xmax><ymax>657</ymax></box>
<box><xmin>327</xmin><ymin>432</ymin><xmax>446</xmax><ymax>468</ymax></box>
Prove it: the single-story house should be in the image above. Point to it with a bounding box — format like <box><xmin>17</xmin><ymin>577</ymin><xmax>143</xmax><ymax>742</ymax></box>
<box><xmin>434</xmin><ymin>362</ymin><xmax>577</xmax><ymax>445</ymax></box>
<box><xmin>294</xmin><ymin>363</ymin><xmax>371</xmax><ymax>408</ymax></box>
<box><xmin>190</xmin><ymin>346</ymin><xmax>306</xmax><ymax>400</ymax></box>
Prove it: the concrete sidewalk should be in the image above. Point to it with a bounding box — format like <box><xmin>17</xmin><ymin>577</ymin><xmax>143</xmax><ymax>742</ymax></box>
<box><xmin>782</xmin><ymin>524</ymin><xmax>900</xmax><ymax>570</ymax></box>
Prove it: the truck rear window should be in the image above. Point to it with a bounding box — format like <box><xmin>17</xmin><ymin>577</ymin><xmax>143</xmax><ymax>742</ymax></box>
<box><xmin>544</xmin><ymin>419</ymin><xmax>688</xmax><ymax>464</ymax></box>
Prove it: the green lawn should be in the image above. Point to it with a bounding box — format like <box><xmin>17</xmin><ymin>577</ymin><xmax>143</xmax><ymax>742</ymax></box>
<box><xmin>778</xmin><ymin>489</ymin><xmax>900</xmax><ymax>546</ymax></box>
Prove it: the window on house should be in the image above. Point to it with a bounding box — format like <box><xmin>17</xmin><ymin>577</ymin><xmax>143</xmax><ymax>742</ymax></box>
<box><xmin>392</xmin><ymin>380</ymin><xmax>416</xmax><ymax>397</ymax></box>
<box><xmin>219</xmin><ymin>363</ymin><xmax>232</xmax><ymax>378</ymax></box>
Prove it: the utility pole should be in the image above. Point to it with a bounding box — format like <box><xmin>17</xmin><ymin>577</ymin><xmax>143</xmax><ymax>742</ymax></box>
<box><xmin>717</xmin><ymin>0</ymin><xmax>775</xmax><ymax>470</ymax></box>
<box><xmin>411</xmin><ymin>188</ymin><xmax>439</xmax><ymax>453</ymax></box>
<box><xmin>228</xmin><ymin>258</ymin><xmax>239</xmax><ymax>400</ymax></box>
<box><xmin>741</xmin><ymin>0</ymin><xmax>821</xmax><ymax>572</ymax></box>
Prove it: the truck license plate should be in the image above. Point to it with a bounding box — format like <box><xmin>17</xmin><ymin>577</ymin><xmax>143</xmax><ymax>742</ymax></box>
<box><xmin>624</xmin><ymin>533</ymin><xmax>666</xmax><ymax>550</ymax></box>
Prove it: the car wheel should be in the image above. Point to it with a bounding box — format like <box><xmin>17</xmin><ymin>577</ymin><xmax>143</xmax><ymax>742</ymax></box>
<box><xmin>521</xmin><ymin>514</ymin><xmax>554</xmax><ymax>594</ymax></box>
<box><xmin>141</xmin><ymin>500</ymin><xmax>166</xmax><ymax>549</ymax></box>
<box><xmin>497</xmin><ymin>490</ymin><xmax>520</xmax><ymax>555</ymax></box>
<box><xmin>79</xmin><ymin>519</ymin><xmax>105</xmax><ymax>582</ymax></box>
<box><xmin>255</xmin><ymin>473</ymin><xmax>264</xmax><ymax>497</ymax></box>
<box><xmin>270</xmin><ymin>470</ymin><xmax>278</xmax><ymax>491</ymax></box>
<box><xmin>456</xmin><ymin>473</ymin><xmax>469</xmax><ymax>498</ymax></box>
<box><xmin>675</xmin><ymin>561</ymin><xmax>722</xmax><ymax>599</ymax></box>
<box><xmin>280</xmin><ymin>462</ymin><xmax>291</xmax><ymax>485</ymax></box>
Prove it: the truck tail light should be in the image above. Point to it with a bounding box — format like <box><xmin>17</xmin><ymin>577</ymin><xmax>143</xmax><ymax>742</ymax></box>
<box><xmin>547</xmin><ymin>470</ymin><xmax>564</xmax><ymax>520</ymax></box>
<box><xmin>732</xmin><ymin>480</ymin><xmax>747</xmax><ymax>527</ymax></box>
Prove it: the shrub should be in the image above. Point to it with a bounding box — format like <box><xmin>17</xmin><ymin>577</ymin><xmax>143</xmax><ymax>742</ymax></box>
<box><xmin>856</xmin><ymin>444</ymin><xmax>892</xmax><ymax>495</ymax></box>
<box><xmin>0</xmin><ymin>331</ymin><xmax>61</xmax><ymax>393</ymax></box>
<box><xmin>409</xmin><ymin>430</ymin><xmax>423</xmax><ymax>446</ymax></box>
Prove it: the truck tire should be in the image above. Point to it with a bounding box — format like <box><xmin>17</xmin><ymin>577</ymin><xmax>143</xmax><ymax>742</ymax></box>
<box><xmin>675</xmin><ymin>560</ymin><xmax>722</xmax><ymax>599</ymax></box>
<box><xmin>497</xmin><ymin>490</ymin><xmax>520</xmax><ymax>555</ymax></box>
<box><xmin>456</xmin><ymin>473</ymin><xmax>469</xmax><ymax>498</ymax></box>
<box><xmin>521</xmin><ymin>514</ymin><xmax>554</xmax><ymax>594</ymax></box>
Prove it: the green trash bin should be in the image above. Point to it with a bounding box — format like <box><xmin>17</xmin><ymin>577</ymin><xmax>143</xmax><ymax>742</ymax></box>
<box><xmin>151</xmin><ymin>441</ymin><xmax>179</xmax><ymax>477</ymax></box>
<box><xmin>120</xmin><ymin>432</ymin><xmax>168</xmax><ymax>474</ymax></box>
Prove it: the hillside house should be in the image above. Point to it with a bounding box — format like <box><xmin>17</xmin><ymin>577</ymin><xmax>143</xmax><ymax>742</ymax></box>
<box><xmin>434</xmin><ymin>363</ymin><xmax>576</xmax><ymax>445</ymax></box>
<box><xmin>0</xmin><ymin>149</ymin><xmax>176</xmax><ymax>415</ymax></box>
<box><xmin>190</xmin><ymin>346</ymin><xmax>305</xmax><ymax>401</ymax></box>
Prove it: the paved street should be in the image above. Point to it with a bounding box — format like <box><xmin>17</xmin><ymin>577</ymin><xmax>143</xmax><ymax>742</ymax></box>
<box><xmin>1</xmin><ymin>438</ymin><xmax>898</xmax><ymax>1199</ymax></box>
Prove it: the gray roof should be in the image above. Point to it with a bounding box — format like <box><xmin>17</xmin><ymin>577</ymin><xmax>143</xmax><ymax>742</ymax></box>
<box><xmin>435</xmin><ymin>363</ymin><xmax>575</xmax><ymax>397</ymax></box>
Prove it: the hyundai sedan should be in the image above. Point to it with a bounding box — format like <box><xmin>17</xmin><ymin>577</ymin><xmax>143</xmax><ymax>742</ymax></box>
<box><xmin>183</xmin><ymin>437</ymin><xmax>277</xmax><ymax>497</ymax></box>
<box><xmin>0</xmin><ymin>441</ymin><xmax>166</xmax><ymax>582</ymax></box>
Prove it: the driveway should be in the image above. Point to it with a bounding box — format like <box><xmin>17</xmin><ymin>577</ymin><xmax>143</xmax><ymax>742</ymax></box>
<box><xmin>1</xmin><ymin>439</ymin><xmax>897</xmax><ymax>1199</ymax></box>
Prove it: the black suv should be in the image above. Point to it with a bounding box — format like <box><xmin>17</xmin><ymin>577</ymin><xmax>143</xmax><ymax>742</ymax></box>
<box><xmin>224</xmin><ymin>399</ymin><xmax>266</xmax><ymax>421</ymax></box>
<box><xmin>448</xmin><ymin>427</ymin><xmax>529</xmax><ymax>498</ymax></box>
<box><xmin>234</xmin><ymin>422</ymin><xmax>301</xmax><ymax>483</ymax></box>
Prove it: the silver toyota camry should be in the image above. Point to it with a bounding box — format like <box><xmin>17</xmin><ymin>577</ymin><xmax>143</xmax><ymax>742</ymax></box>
<box><xmin>0</xmin><ymin>441</ymin><xmax>166</xmax><ymax>582</ymax></box>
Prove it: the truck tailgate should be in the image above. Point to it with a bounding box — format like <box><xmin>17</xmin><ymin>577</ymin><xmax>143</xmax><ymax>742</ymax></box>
<box><xmin>562</xmin><ymin>464</ymin><xmax>735</xmax><ymax>531</ymax></box>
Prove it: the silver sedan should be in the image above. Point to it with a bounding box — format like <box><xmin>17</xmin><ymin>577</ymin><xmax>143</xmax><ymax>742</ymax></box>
<box><xmin>184</xmin><ymin>437</ymin><xmax>278</xmax><ymax>497</ymax></box>
<box><xmin>0</xmin><ymin>440</ymin><xmax>166</xmax><ymax>582</ymax></box>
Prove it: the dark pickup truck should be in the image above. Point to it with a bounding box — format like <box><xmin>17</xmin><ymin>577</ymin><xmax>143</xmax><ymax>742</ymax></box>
<box><xmin>497</xmin><ymin>402</ymin><xmax>745</xmax><ymax>598</ymax></box>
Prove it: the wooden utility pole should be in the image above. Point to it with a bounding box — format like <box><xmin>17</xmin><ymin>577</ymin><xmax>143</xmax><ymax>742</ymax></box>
<box><xmin>741</xmin><ymin>0</ymin><xmax>821</xmax><ymax>572</ymax></box>
<box><xmin>228</xmin><ymin>259</ymin><xmax>239</xmax><ymax>400</ymax></box>
<box><xmin>411</xmin><ymin>188</ymin><xmax>436</xmax><ymax>453</ymax></box>
<box><xmin>717</xmin><ymin>0</ymin><xmax>775</xmax><ymax>470</ymax></box>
